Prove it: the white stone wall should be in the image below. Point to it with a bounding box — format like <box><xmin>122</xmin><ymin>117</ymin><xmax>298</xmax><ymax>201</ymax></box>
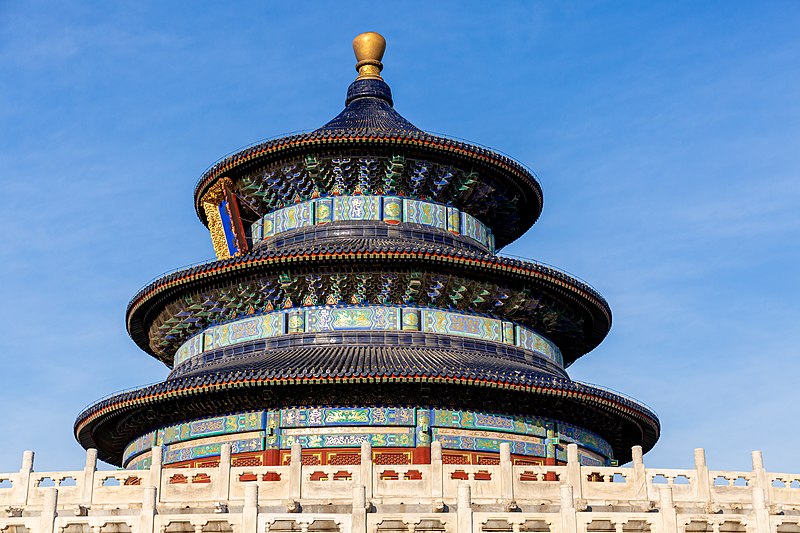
<box><xmin>2</xmin><ymin>442</ymin><xmax>799</xmax><ymax>533</ymax></box>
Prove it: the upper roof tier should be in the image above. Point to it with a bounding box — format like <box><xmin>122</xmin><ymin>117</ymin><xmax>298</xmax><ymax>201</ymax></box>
<box><xmin>193</xmin><ymin>33</ymin><xmax>544</xmax><ymax>250</ymax></box>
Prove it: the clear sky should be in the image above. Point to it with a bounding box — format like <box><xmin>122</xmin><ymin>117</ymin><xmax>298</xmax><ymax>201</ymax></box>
<box><xmin>1</xmin><ymin>1</ymin><xmax>798</xmax><ymax>473</ymax></box>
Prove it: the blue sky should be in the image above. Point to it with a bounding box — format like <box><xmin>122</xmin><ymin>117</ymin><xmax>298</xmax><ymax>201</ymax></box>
<box><xmin>1</xmin><ymin>2</ymin><xmax>798</xmax><ymax>473</ymax></box>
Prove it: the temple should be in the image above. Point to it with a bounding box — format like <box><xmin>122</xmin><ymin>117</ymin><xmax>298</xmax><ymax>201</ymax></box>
<box><xmin>3</xmin><ymin>32</ymin><xmax>799</xmax><ymax>533</ymax></box>
<box><xmin>73</xmin><ymin>32</ymin><xmax>659</xmax><ymax>472</ymax></box>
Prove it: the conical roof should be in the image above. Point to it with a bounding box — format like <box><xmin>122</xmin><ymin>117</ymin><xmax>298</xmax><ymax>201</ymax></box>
<box><xmin>317</xmin><ymin>78</ymin><xmax>420</xmax><ymax>133</ymax></box>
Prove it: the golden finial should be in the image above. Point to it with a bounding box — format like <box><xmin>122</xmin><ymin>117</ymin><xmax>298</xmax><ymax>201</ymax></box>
<box><xmin>353</xmin><ymin>32</ymin><xmax>386</xmax><ymax>80</ymax></box>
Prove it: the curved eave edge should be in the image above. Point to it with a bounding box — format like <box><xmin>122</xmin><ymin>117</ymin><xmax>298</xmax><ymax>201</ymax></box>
<box><xmin>125</xmin><ymin>250</ymin><xmax>612</xmax><ymax>362</ymax></box>
<box><xmin>192</xmin><ymin>132</ymin><xmax>543</xmax><ymax>227</ymax></box>
<box><xmin>74</xmin><ymin>375</ymin><xmax>659</xmax><ymax>461</ymax></box>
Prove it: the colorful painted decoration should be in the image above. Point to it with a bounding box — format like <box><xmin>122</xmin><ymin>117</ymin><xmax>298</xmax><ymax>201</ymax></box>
<box><xmin>250</xmin><ymin>195</ymin><xmax>495</xmax><ymax>252</ymax></box>
<box><xmin>122</xmin><ymin>406</ymin><xmax>612</xmax><ymax>468</ymax></box>
<box><xmin>200</xmin><ymin>177</ymin><xmax>249</xmax><ymax>260</ymax></box>
<box><xmin>172</xmin><ymin>305</ymin><xmax>564</xmax><ymax>368</ymax></box>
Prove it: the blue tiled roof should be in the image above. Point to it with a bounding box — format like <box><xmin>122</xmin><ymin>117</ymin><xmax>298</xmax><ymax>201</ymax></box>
<box><xmin>317</xmin><ymin>78</ymin><xmax>420</xmax><ymax>133</ymax></box>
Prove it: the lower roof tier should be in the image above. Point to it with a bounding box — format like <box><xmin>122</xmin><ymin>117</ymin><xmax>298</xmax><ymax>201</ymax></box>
<box><xmin>74</xmin><ymin>345</ymin><xmax>659</xmax><ymax>466</ymax></box>
<box><xmin>127</xmin><ymin>239</ymin><xmax>611</xmax><ymax>366</ymax></box>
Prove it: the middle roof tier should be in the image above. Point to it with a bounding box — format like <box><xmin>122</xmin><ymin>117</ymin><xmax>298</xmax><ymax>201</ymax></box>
<box><xmin>127</xmin><ymin>239</ymin><xmax>611</xmax><ymax>367</ymax></box>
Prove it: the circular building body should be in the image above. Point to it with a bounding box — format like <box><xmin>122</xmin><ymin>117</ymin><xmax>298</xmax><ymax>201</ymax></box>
<box><xmin>75</xmin><ymin>33</ymin><xmax>659</xmax><ymax>470</ymax></box>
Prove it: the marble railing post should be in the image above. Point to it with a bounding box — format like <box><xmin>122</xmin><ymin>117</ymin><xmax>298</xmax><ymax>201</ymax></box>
<box><xmin>559</xmin><ymin>484</ymin><xmax>577</xmax><ymax>533</ymax></box>
<box><xmin>243</xmin><ymin>484</ymin><xmax>258</xmax><ymax>533</ymax></box>
<box><xmin>149</xmin><ymin>446</ymin><xmax>163</xmax><ymax>501</ymax></box>
<box><xmin>15</xmin><ymin>450</ymin><xmax>34</xmax><ymax>505</ymax></box>
<box><xmin>217</xmin><ymin>443</ymin><xmax>232</xmax><ymax>501</ymax></box>
<box><xmin>39</xmin><ymin>487</ymin><xmax>58</xmax><ymax>533</ymax></box>
<box><xmin>81</xmin><ymin>448</ymin><xmax>97</xmax><ymax>507</ymax></box>
<box><xmin>290</xmin><ymin>443</ymin><xmax>302</xmax><ymax>501</ymax></box>
<box><xmin>631</xmin><ymin>445</ymin><xmax>647</xmax><ymax>500</ymax></box>
<box><xmin>457</xmin><ymin>483</ymin><xmax>472</xmax><ymax>533</ymax></box>
<box><xmin>658</xmin><ymin>486</ymin><xmax>678</xmax><ymax>533</ymax></box>
<box><xmin>752</xmin><ymin>451</ymin><xmax>769</xmax><ymax>504</ymax></box>
<box><xmin>694</xmin><ymin>448</ymin><xmax>711</xmax><ymax>504</ymax></box>
<box><xmin>500</xmin><ymin>442</ymin><xmax>513</xmax><ymax>500</ymax></box>
<box><xmin>565</xmin><ymin>444</ymin><xmax>582</xmax><ymax>500</ymax></box>
<box><xmin>431</xmin><ymin>441</ymin><xmax>443</xmax><ymax>499</ymax></box>
<box><xmin>752</xmin><ymin>487</ymin><xmax>770</xmax><ymax>533</ymax></box>
<box><xmin>139</xmin><ymin>486</ymin><xmax>157</xmax><ymax>533</ymax></box>
<box><xmin>352</xmin><ymin>484</ymin><xmax>367</xmax><ymax>533</ymax></box>
<box><xmin>361</xmin><ymin>441</ymin><xmax>373</xmax><ymax>499</ymax></box>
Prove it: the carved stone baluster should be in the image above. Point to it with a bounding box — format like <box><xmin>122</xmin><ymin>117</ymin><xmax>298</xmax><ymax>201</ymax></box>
<box><xmin>457</xmin><ymin>483</ymin><xmax>472</xmax><ymax>533</ymax></box>
<box><xmin>560</xmin><ymin>484</ymin><xmax>578</xmax><ymax>533</ymax></box>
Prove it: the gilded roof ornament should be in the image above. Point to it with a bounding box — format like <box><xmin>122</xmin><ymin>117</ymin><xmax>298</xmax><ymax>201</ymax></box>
<box><xmin>353</xmin><ymin>31</ymin><xmax>386</xmax><ymax>80</ymax></box>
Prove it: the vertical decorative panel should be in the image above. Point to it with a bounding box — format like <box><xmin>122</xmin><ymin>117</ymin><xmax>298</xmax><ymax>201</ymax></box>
<box><xmin>314</xmin><ymin>198</ymin><xmax>334</xmax><ymax>224</ymax></box>
<box><xmin>422</xmin><ymin>310</ymin><xmax>502</xmax><ymax>342</ymax></box>
<box><xmin>401</xmin><ymin>308</ymin><xmax>421</xmax><ymax>331</ymax></box>
<box><xmin>262</xmin><ymin>212</ymin><xmax>275</xmax><ymax>239</ymax></box>
<box><xmin>416</xmin><ymin>408</ymin><xmax>431</xmax><ymax>447</ymax></box>
<box><xmin>273</xmin><ymin>202</ymin><xmax>313</xmax><ymax>234</ymax></box>
<box><xmin>333</xmin><ymin>195</ymin><xmax>380</xmax><ymax>220</ymax></box>
<box><xmin>516</xmin><ymin>326</ymin><xmax>563</xmax><ymax>365</ymax></box>
<box><xmin>461</xmin><ymin>212</ymin><xmax>491</xmax><ymax>249</ymax></box>
<box><xmin>202</xmin><ymin>331</ymin><xmax>214</xmax><ymax>352</ymax></box>
<box><xmin>382</xmin><ymin>196</ymin><xmax>403</xmax><ymax>224</ymax></box>
<box><xmin>404</xmin><ymin>199</ymin><xmax>447</xmax><ymax>230</ymax></box>
<box><xmin>502</xmin><ymin>321</ymin><xmax>515</xmax><ymax>345</ymax></box>
<box><xmin>251</xmin><ymin>218</ymin><xmax>263</xmax><ymax>245</ymax></box>
<box><xmin>265</xmin><ymin>410</ymin><xmax>280</xmax><ymax>450</ymax></box>
<box><xmin>447</xmin><ymin>206</ymin><xmax>461</xmax><ymax>234</ymax></box>
<box><xmin>305</xmin><ymin>307</ymin><xmax>400</xmax><ymax>332</ymax></box>
<box><xmin>174</xmin><ymin>334</ymin><xmax>204</xmax><ymax>367</ymax></box>
<box><xmin>287</xmin><ymin>310</ymin><xmax>305</xmax><ymax>333</ymax></box>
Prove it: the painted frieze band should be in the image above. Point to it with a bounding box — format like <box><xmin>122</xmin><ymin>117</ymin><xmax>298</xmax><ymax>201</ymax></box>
<box><xmin>250</xmin><ymin>196</ymin><xmax>495</xmax><ymax>252</ymax></box>
<box><xmin>173</xmin><ymin>306</ymin><xmax>564</xmax><ymax>368</ymax></box>
<box><xmin>122</xmin><ymin>406</ymin><xmax>612</xmax><ymax>468</ymax></box>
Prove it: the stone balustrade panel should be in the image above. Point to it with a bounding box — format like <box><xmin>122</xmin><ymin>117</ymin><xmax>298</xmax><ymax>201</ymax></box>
<box><xmin>0</xmin><ymin>472</ymin><xmax>23</xmax><ymax>506</ymax></box>
<box><xmin>263</xmin><ymin>513</ymin><xmax>353</xmax><ymax>533</ymax></box>
<box><xmin>576</xmin><ymin>512</ymin><xmax>660</xmax><ymax>533</ymax></box>
<box><xmin>301</xmin><ymin>464</ymin><xmax>361</xmax><ymax>500</ymax></box>
<box><xmin>373</xmin><ymin>464</ymin><xmax>432</xmax><ymax>500</ymax></box>
<box><xmin>645</xmin><ymin>468</ymin><xmax>697</xmax><ymax>502</ymax></box>
<box><xmin>677</xmin><ymin>513</ymin><xmax>751</xmax><ymax>533</ymax></box>
<box><xmin>767</xmin><ymin>472</ymin><xmax>800</xmax><ymax>506</ymax></box>
<box><xmin>475</xmin><ymin>512</ymin><xmax>561</xmax><ymax>533</ymax></box>
<box><xmin>512</xmin><ymin>465</ymin><xmax>565</xmax><ymax>501</ymax></box>
<box><xmin>55</xmin><ymin>515</ymin><xmax>140</xmax><ymax>532</ymax></box>
<box><xmin>230</xmin><ymin>466</ymin><xmax>292</xmax><ymax>501</ymax></box>
<box><xmin>155</xmin><ymin>513</ymin><xmax>243</xmax><ymax>533</ymax></box>
<box><xmin>370</xmin><ymin>514</ymin><xmax>456</xmax><ymax>533</ymax></box>
<box><xmin>92</xmin><ymin>470</ymin><xmax>147</xmax><ymax>505</ymax></box>
<box><xmin>443</xmin><ymin>465</ymin><xmax>502</xmax><ymax>501</ymax></box>
<box><xmin>160</xmin><ymin>467</ymin><xmax>221</xmax><ymax>503</ymax></box>
<box><xmin>26</xmin><ymin>471</ymin><xmax>83</xmax><ymax>506</ymax></box>
<box><xmin>580</xmin><ymin>466</ymin><xmax>639</xmax><ymax>501</ymax></box>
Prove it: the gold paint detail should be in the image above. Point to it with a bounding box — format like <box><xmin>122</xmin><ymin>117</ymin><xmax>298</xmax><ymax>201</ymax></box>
<box><xmin>282</xmin><ymin>426</ymin><xmax>409</xmax><ymax>436</ymax></box>
<box><xmin>201</xmin><ymin>177</ymin><xmax>235</xmax><ymax>260</ymax></box>
<box><xmin>434</xmin><ymin>427</ymin><xmax>544</xmax><ymax>445</ymax></box>
<box><xmin>163</xmin><ymin>431</ymin><xmax>264</xmax><ymax>453</ymax></box>
<box><xmin>353</xmin><ymin>31</ymin><xmax>386</xmax><ymax>80</ymax></box>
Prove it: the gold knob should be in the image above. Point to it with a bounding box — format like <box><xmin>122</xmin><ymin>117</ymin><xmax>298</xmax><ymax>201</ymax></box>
<box><xmin>353</xmin><ymin>31</ymin><xmax>386</xmax><ymax>80</ymax></box>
